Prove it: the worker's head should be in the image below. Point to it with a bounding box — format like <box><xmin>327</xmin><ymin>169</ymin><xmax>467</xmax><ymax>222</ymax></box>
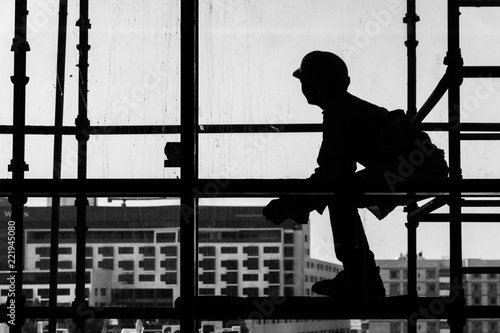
<box><xmin>293</xmin><ymin>51</ymin><xmax>350</xmax><ymax>106</ymax></box>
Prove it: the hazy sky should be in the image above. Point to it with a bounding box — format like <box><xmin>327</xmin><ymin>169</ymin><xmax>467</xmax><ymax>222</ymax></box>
<box><xmin>1</xmin><ymin>0</ymin><xmax>500</xmax><ymax>263</ymax></box>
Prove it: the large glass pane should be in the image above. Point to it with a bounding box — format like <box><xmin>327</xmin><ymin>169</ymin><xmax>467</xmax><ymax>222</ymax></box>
<box><xmin>86</xmin><ymin>134</ymin><xmax>180</xmax><ymax>179</ymax></box>
<box><xmin>88</xmin><ymin>0</ymin><xmax>180</xmax><ymax>127</ymax></box>
<box><xmin>0</xmin><ymin>2</ymin><xmax>14</xmax><ymax>126</ymax></box>
<box><xmin>199</xmin><ymin>0</ymin><xmax>409</xmax><ymax>126</ymax></box>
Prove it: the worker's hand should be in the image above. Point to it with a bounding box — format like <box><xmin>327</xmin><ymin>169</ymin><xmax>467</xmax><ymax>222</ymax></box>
<box><xmin>263</xmin><ymin>198</ymin><xmax>310</xmax><ymax>225</ymax></box>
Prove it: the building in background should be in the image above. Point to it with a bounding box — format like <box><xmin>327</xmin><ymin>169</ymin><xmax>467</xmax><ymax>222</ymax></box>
<box><xmin>0</xmin><ymin>202</ymin><xmax>355</xmax><ymax>332</ymax></box>
<box><xmin>369</xmin><ymin>257</ymin><xmax>500</xmax><ymax>333</ymax></box>
<box><xmin>1</xmin><ymin>202</ymin><xmax>499</xmax><ymax>333</ymax></box>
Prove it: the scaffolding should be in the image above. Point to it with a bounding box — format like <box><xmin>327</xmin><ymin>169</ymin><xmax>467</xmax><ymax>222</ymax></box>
<box><xmin>1</xmin><ymin>1</ymin><xmax>500</xmax><ymax>333</ymax></box>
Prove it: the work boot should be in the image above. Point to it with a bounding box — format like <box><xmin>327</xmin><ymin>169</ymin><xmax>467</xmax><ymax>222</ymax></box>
<box><xmin>311</xmin><ymin>266</ymin><xmax>386</xmax><ymax>298</ymax></box>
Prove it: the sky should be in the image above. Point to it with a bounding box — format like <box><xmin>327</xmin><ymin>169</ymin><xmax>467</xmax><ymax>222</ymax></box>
<box><xmin>1</xmin><ymin>0</ymin><xmax>500</xmax><ymax>264</ymax></box>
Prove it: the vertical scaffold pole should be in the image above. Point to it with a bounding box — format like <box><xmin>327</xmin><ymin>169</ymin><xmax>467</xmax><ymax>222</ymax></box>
<box><xmin>404</xmin><ymin>2</ymin><xmax>419</xmax><ymax>332</ymax></box>
<box><xmin>73</xmin><ymin>0</ymin><xmax>91</xmax><ymax>332</ymax></box>
<box><xmin>445</xmin><ymin>0</ymin><xmax>465</xmax><ymax>332</ymax></box>
<box><xmin>404</xmin><ymin>0</ymin><xmax>419</xmax><ymax>119</ymax></box>
<box><xmin>9</xmin><ymin>1</ymin><xmax>30</xmax><ymax>332</ymax></box>
<box><xmin>49</xmin><ymin>1</ymin><xmax>68</xmax><ymax>333</ymax></box>
<box><xmin>180</xmin><ymin>0</ymin><xmax>199</xmax><ymax>332</ymax></box>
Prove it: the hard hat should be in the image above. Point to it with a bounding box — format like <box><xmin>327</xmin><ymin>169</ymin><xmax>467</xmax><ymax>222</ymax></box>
<box><xmin>293</xmin><ymin>51</ymin><xmax>349</xmax><ymax>89</ymax></box>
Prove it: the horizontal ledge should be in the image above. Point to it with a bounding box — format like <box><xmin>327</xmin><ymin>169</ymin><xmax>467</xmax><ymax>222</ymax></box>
<box><xmin>174</xmin><ymin>296</ymin><xmax>467</xmax><ymax>320</ymax></box>
<box><xmin>462</xmin><ymin>199</ymin><xmax>500</xmax><ymax>207</ymax></box>
<box><xmin>422</xmin><ymin>213</ymin><xmax>500</xmax><ymax>222</ymax></box>
<box><xmin>459</xmin><ymin>1</ymin><xmax>500</xmax><ymax>7</ymax></box>
<box><xmin>23</xmin><ymin>306</ymin><xmax>178</xmax><ymax>319</ymax></box>
<box><xmin>461</xmin><ymin>133</ymin><xmax>500</xmax><ymax>140</ymax></box>
<box><xmin>462</xmin><ymin>266</ymin><xmax>500</xmax><ymax>274</ymax></box>
<box><xmin>1</xmin><ymin>179</ymin><xmax>500</xmax><ymax>197</ymax></box>
<box><xmin>2</xmin><ymin>123</ymin><xmax>500</xmax><ymax>136</ymax></box>
<box><xmin>18</xmin><ymin>299</ymin><xmax>500</xmax><ymax>320</ymax></box>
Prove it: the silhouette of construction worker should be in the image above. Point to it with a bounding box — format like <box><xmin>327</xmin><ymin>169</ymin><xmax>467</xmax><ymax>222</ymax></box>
<box><xmin>263</xmin><ymin>51</ymin><xmax>448</xmax><ymax>297</ymax></box>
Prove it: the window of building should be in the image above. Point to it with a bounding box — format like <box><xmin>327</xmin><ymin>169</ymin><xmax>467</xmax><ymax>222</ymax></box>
<box><xmin>243</xmin><ymin>258</ymin><xmax>259</xmax><ymax>270</ymax></box>
<box><xmin>265</xmin><ymin>286</ymin><xmax>280</xmax><ymax>296</ymax></box>
<box><xmin>263</xmin><ymin>246</ymin><xmax>279</xmax><ymax>254</ymax></box>
<box><xmin>98</xmin><ymin>247</ymin><xmax>114</xmax><ymax>257</ymax></box>
<box><xmin>161</xmin><ymin>258</ymin><xmax>177</xmax><ymax>271</ymax></box>
<box><xmin>139</xmin><ymin>275</ymin><xmax>155</xmax><ymax>282</ymax></box>
<box><xmin>390</xmin><ymin>322</ymin><xmax>401</xmax><ymax>333</ymax></box>
<box><xmin>266</xmin><ymin>271</ymin><xmax>280</xmax><ymax>284</ymax></box>
<box><xmin>488</xmin><ymin>273</ymin><xmax>498</xmax><ymax>279</ymax></box>
<box><xmin>118</xmin><ymin>260</ymin><xmax>134</xmax><ymax>271</ymax></box>
<box><xmin>389</xmin><ymin>270</ymin><xmax>400</xmax><ymax>279</ymax></box>
<box><xmin>222</xmin><ymin>272</ymin><xmax>238</xmax><ymax>284</ymax></box>
<box><xmin>58</xmin><ymin>261</ymin><xmax>72</xmax><ymax>269</ymax></box>
<box><xmin>221</xmin><ymin>247</ymin><xmax>237</xmax><ymax>254</ymax></box>
<box><xmin>427</xmin><ymin>322</ymin><xmax>438</xmax><ymax>333</ymax></box>
<box><xmin>98</xmin><ymin>259</ymin><xmax>114</xmax><ymax>270</ymax></box>
<box><xmin>118</xmin><ymin>274</ymin><xmax>134</xmax><ymax>284</ymax></box>
<box><xmin>284</xmin><ymin>233</ymin><xmax>294</xmax><ymax>244</ymax></box>
<box><xmin>264</xmin><ymin>259</ymin><xmax>280</xmax><ymax>270</ymax></box>
<box><xmin>389</xmin><ymin>283</ymin><xmax>400</xmax><ymax>296</ymax></box>
<box><xmin>284</xmin><ymin>273</ymin><xmax>295</xmax><ymax>285</ymax></box>
<box><xmin>472</xmin><ymin>321</ymin><xmax>483</xmax><ymax>333</ymax></box>
<box><xmin>199</xmin><ymin>272</ymin><xmax>215</xmax><ymax>284</ymax></box>
<box><xmin>38</xmin><ymin>289</ymin><xmax>50</xmax><ymax>298</ymax></box>
<box><xmin>36</xmin><ymin>247</ymin><xmax>71</xmax><ymax>257</ymax></box>
<box><xmin>101</xmin><ymin>288</ymin><xmax>107</xmax><ymax>296</ymax></box>
<box><xmin>489</xmin><ymin>321</ymin><xmax>498</xmax><ymax>333</ymax></box>
<box><xmin>427</xmin><ymin>283</ymin><xmax>437</xmax><ymax>296</ymax></box>
<box><xmin>199</xmin><ymin>288</ymin><xmax>215</xmax><ymax>295</ymax></box>
<box><xmin>200</xmin><ymin>258</ymin><xmax>216</xmax><ymax>270</ymax></box>
<box><xmin>243</xmin><ymin>246</ymin><xmax>259</xmax><ymax>256</ymax></box>
<box><xmin>23</xmin><ymin>289</ymin><xmax>34</xmax><ymax>299</ymax></box>
<box><xmin>284</xmin><ymin>287</ymin><xmax>294</xmax><ymax>297</ymax></box>
<box><xmin>284</xmin><ymin>260</ymin><xmax>294</xmax><ymax>271</ymax></box>
<box><xmin>439</xmin><ymin>269</ymin><xmax>450</xmax><ymax>277</ymax></box>
<box><xmin>488</xmin><ymin>296</ymin><xmax>497</xmax><ymax>305</ymax></box>
<box><xmin>221</xmin><ymin>286</ymin><xmax>238</xmax><ymax>297</ymax></box>
<box><xmin>85</xmin><ymin>258</ymin><xmax>93</xmax><ymax>269</ymax></box>
<box><xmin>118</xmin><ymin>247</ymin><xmax>134</xmax><ymax>254</ymax></box>
<box><xmin>139</xmin><ymin>259</ymin><xmax>156</xmax><ymax>271</ymax></box>
<box><xmin>160</xmin><ymin>246</ymin><xmax>177</xmax><ymax>256</ymax></box>
<box><xmin>156</xmin><ymin>232</ymin><xmax>176</xmax><ymax>243</ymax></box>
<box><xmin>199</xmin><ymin>246</ymin><xmax>216</xmax><ymax>256</ymax></box>
<box><xmin>35</xmin><ymin>260</ymin><xmax>50</xmax><ymax>270</ymax></box>
<box><xmin>57</xmin><ymin>289</ymin><xmax>70</xmax><ymax>296</ymax></box>
<box><xmin>243</xmin><ymin>274</ymin><xmax>258</xmax><ymax>281</ymax></box>
<box><xmin>284</xmin><ymin>247</ymin><xmax>294</xmax><ymax>258</ymax></box>
<box><xmin>85</xmin><ymin>247</ymin><xmax>93</xmax><ymax>257</ymax></box>
<box><xmin>221</xmin><ymin>260</ymin><xmax>238</xmax><ymax>270</ymax></box>
<box><xmin>161</xmin><ymin>273</ymin><xmax>177</xmax><ymax>285</ymax></box>
<box><xmin>139</xmin><ymin>246</ymin><xmax>155</xmax><ymax>257</ymax></box>
<box><xmin>473</xmin><ymin>297</ymin><xmax>482</xmax><ymax>305</ymax></box>
<box><xmin>242</xmin><ymin>288</ymin><xmax>259</xmax><ymax>297</ymax></box>
<box><xmin>426</xmin><ymin>269</ymin><xmax>436</xmax><ymax>279</ymax></box>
